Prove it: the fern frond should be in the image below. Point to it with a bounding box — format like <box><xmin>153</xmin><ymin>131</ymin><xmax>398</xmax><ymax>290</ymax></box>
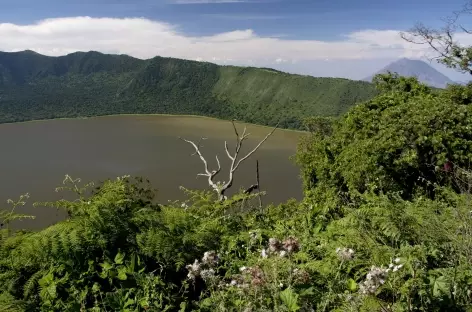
<box><xmin>23</xmin><ymin>269</ymin><xmax>46</xmax><ymax>300</ymax></box>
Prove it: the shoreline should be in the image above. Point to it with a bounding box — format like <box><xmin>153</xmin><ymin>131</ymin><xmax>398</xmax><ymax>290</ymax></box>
<box><xmin>0</xmin><ymin>113</ymin><xmax>307</xmax><ymax>134</ymax></box>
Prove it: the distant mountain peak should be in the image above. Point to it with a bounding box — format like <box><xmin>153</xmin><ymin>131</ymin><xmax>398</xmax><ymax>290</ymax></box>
<box><xmin>363</xmin><ymin>58</ymin><xmax>454</xmax><ymax>88</ymax></box>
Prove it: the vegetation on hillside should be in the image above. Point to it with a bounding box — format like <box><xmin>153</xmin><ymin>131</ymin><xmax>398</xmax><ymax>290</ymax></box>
<box><xmin>1</xmin><ymin>71</ymin><xmax>472</xmax><ymax>311</ymax></box>
<box><xmin>0</xmin><ymin>51</ymin><xmax>377</xmax><ymax>129</ymax></box>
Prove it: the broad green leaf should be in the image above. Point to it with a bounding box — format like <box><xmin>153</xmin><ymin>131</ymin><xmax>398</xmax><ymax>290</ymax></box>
<box><xmin>100</xmin><ymin>261</ymin><xmax>113</xmax><ymax>271</ymax></box>
<box><xmin>114</xmin><ymin>251</ymin><xmax>125</xmax><ymax>265</ymax></box>
<box><xmin>347</xmin><ymin>278</ymin><xmax>358</xmax><ymax>291</ymax></box>
<box><xmin>280</xmin><ymin>288</ymin><xmax>300</xmax><ymax>312</ymax></box>
<box><xmin>92</xmin><ymin>283</ymin><xmax>100</xmax><ymax>293</ymax></box>
<box><xmin>299</xmin><ymin>287</ymin><xmax>315</xmax><ymax>296</ymax></box>
<box><xmin>431</xmin><ymin>276</ymin><xmax>449</xmax><ymax>298</ymax></box>
<box><xmin>117</xmin><ymin>266</ymin><xmax>128</xmax><ymax>280</ymax></box>
<box><xmin>124</xmin><ymin>298</ymin><xmax>135</xmax><ymax>308</ymax></box>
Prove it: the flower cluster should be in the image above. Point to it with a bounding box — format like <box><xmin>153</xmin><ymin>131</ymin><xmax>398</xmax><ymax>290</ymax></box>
<box><xmin>202</xmin><ymin>250</ymin><xmax>219</xmax><ymax>266</ymax></box>
<box><xmin>186</xmin><ymin>251</ymin><xmax>220</xmax><ymax>282</ymax></box>
<box><xmin>261</xmin><ymin>236</ymin><xmax>300</xmax><ymax>258</ymax></box>
<box><xmin>387</xmin><ymin>257</ymin><xmax>403</xmax><ymax>272</ymax></box>
<box><xmin>227</xmin><ymin>265</ymin><xmax>266</xmax><ymax>289</ymax></box>
<box><xmin>186</xmin><ymin>260</ymin><xmax>201</xmax><ymax>281</ymax></box>
<box><xmin>243</xmin><ymin>266</ymin><xmax>265</xmax><ymax>287</ymax></box>
<box><xmin>359</xmin><ymin>258</ymin><xmax>403</xmax><ymax>295</ymax></box>
<box><xmin>293</xmin><ymin>268</ymin><xmax>311</xmax><ymax>285</ymax></box>
<box><xmin>336</xmin><ymin>247</ymin><xmax>355</xmax><ymax>261</ymax></box>
<box><xmin>359</xmin><ymin>266</ymin><xmax>388</xmax><ymax>295</ymax></box>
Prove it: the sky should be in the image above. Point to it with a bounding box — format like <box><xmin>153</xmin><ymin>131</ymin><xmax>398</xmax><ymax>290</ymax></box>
<box><xmin>1</xmin><ymin>0</ymin><xmax>472</xmax><ymax>80</ymax></box>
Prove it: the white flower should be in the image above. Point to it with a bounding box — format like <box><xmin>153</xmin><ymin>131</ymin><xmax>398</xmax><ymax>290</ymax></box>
<box><xmin>200</xmin><ymin>269</ymin><xmax>215</xmax><ymax>281</ymax></box>
<box><xmin>185</xmin><ymin>259</ymin><xmax>201</xmax><ymax>280</ymax></box>
<box><xmin>240</xmin><ymin>266</ymin><xmax>247</xmax><ymax>272</ymax></box>
<box><xmin>392</xmin><ymin>264</ymin><xmax>403</xmax><ymax>272</ymax></box>
<box><xmin>359</xmin><ymin>266</ymin><xmax>389</xmax><ymax>295</ymax></box>
<box><xmin>336</xmin><ymin>247</ymin><xmax>355</xmax><ymax>261</ymax></box>
<box><xmin>394</xmin><ymin>257</ymin><xmax>401</xmax><ymax>264</ymax></box>
<box><xmin>261</xmin><ymin>249</ymin><xmax>268</xmax><ymax>258</ymax></box>
<box><xmin>279</xmin><ymin>250</ymin><xmax>287</xmax><ymax>258</ymax></box>
<box><xmin>202</xmin><ymin>251</ymin><xmax>219</xmax><ymax>267</ymax></box>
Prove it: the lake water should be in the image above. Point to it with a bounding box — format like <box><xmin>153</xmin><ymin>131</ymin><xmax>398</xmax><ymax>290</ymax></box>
<box><xmin>0</xmin><ymin>115</ymin><xmax>304</xmax><ymax>229</ymax></box>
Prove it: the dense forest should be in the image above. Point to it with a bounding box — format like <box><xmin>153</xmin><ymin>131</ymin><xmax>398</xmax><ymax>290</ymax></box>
<box><xmin>0</xmin><ymin>50</ymin><xmax>377</xmax><ymax>129</ymax></box>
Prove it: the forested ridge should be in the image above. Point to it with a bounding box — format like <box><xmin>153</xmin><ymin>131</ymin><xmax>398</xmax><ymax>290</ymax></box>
<box><xmin>0</xmin><ymin>50</ymin><xmax>377</xmax><ymax>129</ymax></box>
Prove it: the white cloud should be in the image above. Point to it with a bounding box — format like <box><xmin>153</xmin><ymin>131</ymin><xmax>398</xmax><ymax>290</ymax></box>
<box><xmin>1</xmin><ymin>16</ymin><xmax>472</xmax><ymax>67</ymax></box>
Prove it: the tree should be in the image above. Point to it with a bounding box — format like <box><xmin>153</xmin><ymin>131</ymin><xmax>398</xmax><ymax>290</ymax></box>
<box><xmin>179</xmin><ymin>121</ymin><xmax>278</xmax><ymax>201</ymax></box>
<box><xmin>296</xmin><ymin>73</ymin><xmax>472</xmax><ymax>202</ymax></box>
<box><xmin>401</xmin><ymin>0</ymin><xmax>472</xmax><ymax>74</ymax></box>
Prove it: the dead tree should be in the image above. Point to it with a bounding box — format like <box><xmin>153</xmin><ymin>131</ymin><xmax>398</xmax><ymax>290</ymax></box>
<box><xmin>179</xmin><ymin>121</ymin><xmax>278</xmax><ymax>201</ymax></box>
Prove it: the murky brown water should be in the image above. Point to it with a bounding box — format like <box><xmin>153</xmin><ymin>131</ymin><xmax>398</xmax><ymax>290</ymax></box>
<box><xmin>0</xmin><ymin>115</ymin><xmax>304</xmax><ymax>229</ymax></box>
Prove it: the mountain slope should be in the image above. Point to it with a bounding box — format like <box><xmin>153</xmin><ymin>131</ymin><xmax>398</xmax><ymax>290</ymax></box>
<box><xmin>0</xmin><ymin>50</ymin><xmax>378</xmax><ymax>129</ymax></box>
<box><xmin>363</xmin><ymin>58</ymin><xmax>454</xmax><ymax>88</ymax></box>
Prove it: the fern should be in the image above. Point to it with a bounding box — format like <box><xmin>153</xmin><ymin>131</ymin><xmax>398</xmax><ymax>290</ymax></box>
<box><xmin>0</xmin><ymin>292</ymin><xmax>27</xmax><ymax>312</ymax></box>
<box><xmin>23</xmin><ymin>269</ymin><xmax>46</xmax><ymax>300</ymax></box>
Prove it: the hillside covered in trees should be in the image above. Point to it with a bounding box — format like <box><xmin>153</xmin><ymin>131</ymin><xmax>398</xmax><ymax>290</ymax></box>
<box><xmin>1</xmin><ymin>70</ymin><xmax>472</xmax><ymax>311</ymax></box>
<box><xmin>0</xmin><ymin>50</ymin><xmax>377</xmax><ymax>129</ymax></box>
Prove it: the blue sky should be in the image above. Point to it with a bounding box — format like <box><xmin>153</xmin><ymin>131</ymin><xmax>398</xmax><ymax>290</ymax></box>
<box><xmin>0</xmin><ymin>0</ymin><xmax>471</xmax><ymax>80</ymax></box>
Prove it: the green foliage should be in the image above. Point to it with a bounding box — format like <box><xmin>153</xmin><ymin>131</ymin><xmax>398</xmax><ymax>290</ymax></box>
<box><xmin>2</xmin><ymin>71</ymin><xmax>472</xmax><ymax>311</ymax></box>
<box><xmin>0</xmin><ymin>50</ymin><xmax>377</xmax><ymax>129</ymax></box>
<box><xmin>1</xmin><ymin>170</ymin><xmax>472</xmax><ymax>311</ymax></box>
<box><xmin>0</xmin><ymin>193</ymin><xmax>35</xmax><ymax>238</ymax></box>
<box><xmin>297</xmin><ymin>72</ymin><xmax>472</xmax><ymax>202</ymax></box>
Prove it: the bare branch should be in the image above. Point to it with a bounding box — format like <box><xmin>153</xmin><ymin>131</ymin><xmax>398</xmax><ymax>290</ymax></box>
<box><xmin>180</xmin><ymin>121</ymin><xmax>278</xmax><ymax>201</ymax></box>
<box><xmin>224</xmin><ymin>141</ymin><xmax>234</xmax><ymax>161</ymax></box>
<box><xmin>400</xmin><ymin>3</ymin><xmax>472</xmax><ymax>74</ymax></box>
<box><xmin>232</xmin><ymin>123</ymin><xmax>279</xmax><ymax>172</ymax></box>
<box><xmin>243</xmin><ymin>184</ymin><xmax>259</xmax><ymax>194</ymax></box>
<box><xmin>256</xmin><ymin>159</ymin><xmax>262</xmax><ymax>208</ymax></box>
<box><xmin>179</xmin><ymin>137</ymin><xmax>212</xmax><ymax>175</ymax></box>
<box><xmin>215</xmin><ymin>155</ymin><xmax>221</xmax><ymax>172</ymax></box>
<box><xmin>179</xmin><ymin>136</ymin><xmax>222</xmax><ymax>195</ymax></box>
<box><xmin>460</xmin><ymin>25</ymin><xmax>472</xmax><ymax>34</ymax></box>
<box><xmin>231</xmin><ymin>120</ymin><xmax>240</xmax><ymax>139</ymax></box>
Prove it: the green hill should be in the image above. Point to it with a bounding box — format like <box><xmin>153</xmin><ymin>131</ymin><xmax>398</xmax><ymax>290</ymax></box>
<box><xmin>0</xmin><ymin>50</ymin><xmax>378</xmax><ymax>129</ymax></box>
